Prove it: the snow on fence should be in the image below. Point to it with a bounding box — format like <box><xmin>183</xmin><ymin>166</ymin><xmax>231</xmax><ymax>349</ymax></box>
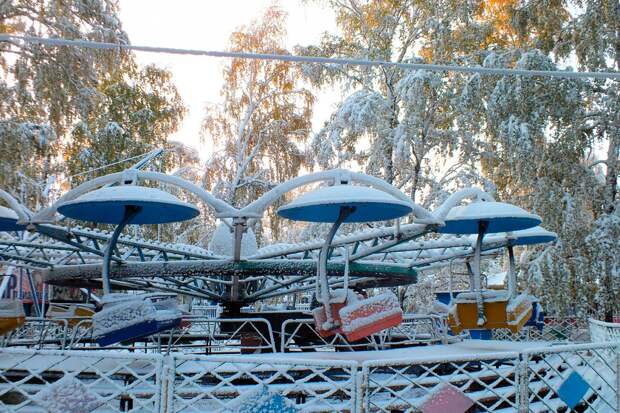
<box><xmin>360</xmin><ymin>352</ymin><xmax>522</xmax><ymax>412</ymax></box>
<box><xmin>493</xmin><ymin>317</ymin><xmax>591</xmax><ymax>343</ymax></box>
<box><xmin>523</xmin><ymin>342</ymin><xmax>619</xmax><ymax>412</ymax></box>
<box><xmin>589</xmin><ymin>318</ymin><xmax>620</xmax><ymax>343</ymax></box>
<box><xmin>0</xmin><ymin>318</ymin><xmax>70</xmax><ymax>350</ymax></box>
<box><xmin>167</xmin><ymin>355</ymin><xmax>358</xmax><ymax>412</ymax></box>
<box><xmin>0</xmin><ymin>342</ymin><xmax>618</xmax><ymax>412</ymax></box>
<box><xmin>0</xmin><ymin>348</ymin><xmax>164</xmax><ymax>412</ymax></box>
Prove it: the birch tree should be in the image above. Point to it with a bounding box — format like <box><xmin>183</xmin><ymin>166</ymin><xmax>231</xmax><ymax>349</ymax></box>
<box><xmin>201</xmin><ymin>5</ymin><xmax>314</xmax><ymax>240</ymax></box>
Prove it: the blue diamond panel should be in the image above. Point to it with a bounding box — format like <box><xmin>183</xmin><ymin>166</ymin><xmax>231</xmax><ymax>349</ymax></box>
<box><xmin>557</xmin><ymin>371</ymin><xmax>590</xmax><ymax>409</ymax></box>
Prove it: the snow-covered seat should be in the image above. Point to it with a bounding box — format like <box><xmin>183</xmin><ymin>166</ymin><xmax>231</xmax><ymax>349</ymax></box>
<box><xmin>0</xmin><ymin>299</ymin><xmax>25</xmax><ymax>336</ymax></box>
<box><xmin>339</xmin><ymin>290</ymin><xmax>403</xmax><ymax>342</ymax></box>
<box><xmin>278</xmin><ymin>183</ymin><xmax>411</xmax><ymax>342</ymax></box>
<box><xmin>93</xmin><ymin>293</ymin><xmax>182</xmax><ymax>346</ymax></box>
<box><xmin>448</xmin><ymin>291</ymin><xmax>533</xmax><ymax>334</ymax></box>
<box><xmin>47</xmin><ymin>303</ymin><xmax>95</xmax><ymax>326</ymax></box>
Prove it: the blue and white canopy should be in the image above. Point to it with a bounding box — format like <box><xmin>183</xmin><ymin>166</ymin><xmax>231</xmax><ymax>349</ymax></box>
<box><xmin>438</xmin><ymin>201</ymin><xmax>541</xmax><ymax>234</ymax></box>
<box><xmin>0</xmin><ymin>206</ymin><xmax>25</xmax><ymax>232</ymax></box>
<box><xmin>58</xmin><ymin>186</ymin><xmax>200</xmax><ymax>225</ymax></box>
<box><xmin>507</xmin><ymin>226</ymin><xmax>557</xmax><ymax>246</ymax></box>
<box><xmin>277</xmin><ymin>185</ymin><xmax>412</xmax><ymax>223</ymax></box>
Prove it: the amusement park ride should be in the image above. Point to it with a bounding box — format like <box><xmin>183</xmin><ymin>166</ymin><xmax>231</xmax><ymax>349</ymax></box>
<box><xmin>0</xmin><ymin>152</ymin><xmax>556</xmax><ymax>348</ymax></box>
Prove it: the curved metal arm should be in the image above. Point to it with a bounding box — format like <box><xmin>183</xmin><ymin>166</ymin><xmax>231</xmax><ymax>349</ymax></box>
<box><xmin>30</xmin><ymin>170</ymin><xmax>238</xmax><ymax>223</ymax></box>
<box><xmin>238</xmin><ymin>169</ymin><xmax>435</xmax><ymax>221</ymax></box>
<box><xmin>473</xmin><ymin>221</ymin><xmax>489</xmax><ymax>326</ymax></box>
<box><xmin>318</xmin><ymin>206</ymin><xmax>354</xmax><ymax>328</ymax></box>
<box><xmin>101</xmin><ymin>206</ymin><xmax>139</xmax><ymax>295</ymax></box>
<box><xmin>433</xmin><ymin>188</ymin><xmax>495</xmax><ymax>222</ymax></box>
<box><xmin>0</xmin><ymin>189</ymin><xmax>32</xmax><ymax>222</ymax></box>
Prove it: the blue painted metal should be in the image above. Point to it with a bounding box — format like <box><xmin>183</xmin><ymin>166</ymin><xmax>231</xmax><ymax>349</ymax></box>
<box><xmin>509</xmin><ymin>227</ymin><xmax>557</xmax><ymax>246</ymax></box>
<box><xmin>439</xmin><ymin>216</ymin><xmax>541</xmax><ymax>234</ymax></box>
<box><xmin>468</xmin><ymin>330</ymin><xmax>493</xmax><ymax>340</ymax></box>
<box><xmin>58</xmin><ymin>186</ymin><xmax>199</xmax><ymax>225</ymax></box>
<box><xmin>277</xmin><ymin>185</ymin><xmax>412</xmax><ymax>223</ymax></box>
<box><xmin>0</xmin><ymin>206</ymin><xmax>25</xmax><ymax>231</ymax></box>
<box><xmin>524</xmin><ymin>301</ymin><xmax>545</xmax><ymax>331</ymax></box>
<box><xmin>96</xmin><ymin>319</ymin><xmax>160</xmax><ymax>346</ymax></box>
<box><xmin>96</xmin><ymin>315</ymin><xmax>182</xmax><ymax>347</ymax></box>
<box><xmin>557</xmin><ymin>371</ymin><xmax>590</xmax><ymax>409</ymax></box>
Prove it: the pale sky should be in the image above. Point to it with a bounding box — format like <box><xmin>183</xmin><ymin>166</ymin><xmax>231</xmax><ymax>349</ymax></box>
<box><xmin>118</xmin><ymin>1</ymin><xmax>339</xmax><ymax>161</ymax></box>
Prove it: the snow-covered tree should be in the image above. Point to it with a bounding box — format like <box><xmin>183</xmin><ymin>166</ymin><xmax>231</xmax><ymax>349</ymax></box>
<box><xmin>201</xmin><ymin>4</ymin><xmax>314</xmax><ymax>241</ymax></box>
<box><xmin>0</xmin><ymin>0</ymin><xmax>186</xmax><ymax>209</ymax></box>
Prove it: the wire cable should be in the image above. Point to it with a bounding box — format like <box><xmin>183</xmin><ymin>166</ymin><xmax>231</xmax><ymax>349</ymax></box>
<box><xmin>1</xmin><ymin>34</ymin><xmax>619</xmax><ymax>80</ymax></box>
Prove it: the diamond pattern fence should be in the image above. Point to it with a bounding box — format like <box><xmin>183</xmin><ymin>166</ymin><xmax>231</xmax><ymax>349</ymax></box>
<box><xmin>492</xmin><ymin>317</ymin><xmax>591</xmax><ymax>343</ymax></box>
<box><xmin>167</xmin><ymin>354</ymin><xmax>358</xmax><ymax>412</ymax></box>
<box><xmin>523</xmin><ymin>342</ymin><xmax>619</xmax><ymax>412</ymax></box>
<box><xmin>1</xmin><ymin>342</ymin><xmax>619</xmax><ymax>412</ymax></box>
<box><xmin>0</xmin><ymin>348</ymin><xmax>164</xmax><ymax>412</ymax></box>
<box><xmin>589</xmin><ymin>318</ymin><xmax>620</xmax><ymax>343</ymax></box>
<box><xmin>360</xmin><ymin>352</ymin><xmax>522</xmax><ymax>412</ymax></box>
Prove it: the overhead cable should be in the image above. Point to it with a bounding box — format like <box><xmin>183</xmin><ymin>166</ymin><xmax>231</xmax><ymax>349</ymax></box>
<box><xmin>1</xmin><ymin>34</ymin><xmax>619</xmax><ymax>80</ymax></box>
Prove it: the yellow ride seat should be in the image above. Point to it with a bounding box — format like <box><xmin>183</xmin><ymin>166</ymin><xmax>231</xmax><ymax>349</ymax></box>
<box><xmin>448</xmin><ymin>290</ymin><xmax>533</xmax><ymax>334</ymax></box>
<box><xmin>47</xmin><ymin>303</ymin><xmax>95</xmax><ymax>327</ymax></box>
<box><xmin>0</xmin><ymin>299</ymin><xmax>26</xmax><ymax>336</ymax></box>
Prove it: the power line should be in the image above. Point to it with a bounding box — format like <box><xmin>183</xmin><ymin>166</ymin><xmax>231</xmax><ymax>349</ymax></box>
<box><xmin>1</xmin><ymin>34</ymin><xmax>619</xmax><ymax>80</ymax></box>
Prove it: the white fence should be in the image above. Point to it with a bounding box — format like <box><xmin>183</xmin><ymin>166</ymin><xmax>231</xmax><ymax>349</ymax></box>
<box><xmin>0</xmin><ymin>342</ymin><xmax>618</xmax><ymax>412</ymax></box>
<box><xmin>590</xmin><ymin>318</ymin><xmax>620</xmax><ymax>343</ymax></box>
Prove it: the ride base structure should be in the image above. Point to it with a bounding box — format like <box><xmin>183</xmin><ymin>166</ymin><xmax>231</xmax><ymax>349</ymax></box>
<box><xmin>1</xmin><ymin>166</ymin><xmax>615</xmax><ymax>413</ymax></box>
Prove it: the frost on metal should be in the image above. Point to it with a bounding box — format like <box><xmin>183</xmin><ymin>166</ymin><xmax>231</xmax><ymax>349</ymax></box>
<box><xmin>92</xmin><ymin>295</ymin><xmax>157</xmax><ymax>337</ymax></box>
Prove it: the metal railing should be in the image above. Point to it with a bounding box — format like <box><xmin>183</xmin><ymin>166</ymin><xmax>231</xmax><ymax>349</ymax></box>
<box><xmin>0</xmin><ymin>341</ymin><xmax>618</xmax><ymax>412</ymax></box>
<box><xmin>280</xmin><ymin>314</ymin><xmax>451</xmax><ymax>352</ymax></box>
<box><xmin>492</xmin><ymin>316</ymin><xmax>591</xmax><ymax>343</ymax></box>
<box><xmin>590</xmin><ymin>318</ymin><xmax>620</xmax><ymax>343</ymax></box>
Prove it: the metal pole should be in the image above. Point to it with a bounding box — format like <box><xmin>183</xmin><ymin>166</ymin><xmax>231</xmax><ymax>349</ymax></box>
<box><xmin>473</xmin><ymin>221</ymin><xmax>488</xmax><ymax>326</ymax></box>
<box><xmin>102</xmin><ymin>206</ymin><xmax>140</xmax><ymax>295</ymax></box>
<box><xmin>508</xmin><ymin>245</ymin><xmax>517</xmax><ymax>298</ymax></box>
<box><xmin>230</xmin><ymin>217</ymin><xmax>248</xmax><ymax>302</ymax></box>
<box><xmin>318</xmin><ymin>206</ymin><xmax>354</xmax><ymax>328</ymax></box>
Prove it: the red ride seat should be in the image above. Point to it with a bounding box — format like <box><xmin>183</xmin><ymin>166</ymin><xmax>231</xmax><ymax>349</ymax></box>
<box><xmin>339</xmin><ymin>291</ymin><xmax>403</xmax><ymax>342</ymax></box>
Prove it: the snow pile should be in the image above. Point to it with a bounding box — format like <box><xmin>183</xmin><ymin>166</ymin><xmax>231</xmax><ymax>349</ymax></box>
<box><xmin>93</xmin><ymin>296</ymin><xmax>157</xmax><ymax>337</ymax></box>
<box><xmin>339</xmin><ymin>291</ymin><xmax>402</xmax><ymax>333</ymax></box>
<box><xmin>208</xmin><ymin>222</ymin><xmax>258</xmax><ymax>257</ymax></box>
<box><xmin>506</xmin><ymin>293</ymin><xmax>534</xmax><ymax>313</ymax></box>
<box><xmin>34</xmin><ymin>375</ymin><xmax>102</xmax><ymax>413</ymax></box>
<box><xmin>228</xmin><ymin>384</ymin><xmax>298</xmax><ymax>413</ymax></box>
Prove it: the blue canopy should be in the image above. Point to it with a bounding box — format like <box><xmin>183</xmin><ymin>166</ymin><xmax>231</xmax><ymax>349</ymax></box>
<box><xmin>438</xmin><ymin>201</ymin><xmax>541</xmax><ymax>234</ymax></box>
<box><xmin>508</xmin><ymin>226</ymin><xmax>557</xmax><ymax>246</ymax></box>
<box><xmin>58</xmin><ymin>186</ymin><xmax>200</xmax><ymax>225</ymax></box>
<box><xmin>277</xmin><ymin>185</ymin><xmax>412</xmax><ymax>223</ymax></box>
<box><xmin>0</xmin><ymin>206</ymin><xmax>25</xmax><ymax>232</ymax></box>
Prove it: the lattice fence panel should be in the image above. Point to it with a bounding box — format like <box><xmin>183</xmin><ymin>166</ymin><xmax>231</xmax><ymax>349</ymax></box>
<box><xmin>524</xmin><ymin>343</ymin><xmax>619</xmax><ymax>412</ymax></box>
<box><xmin>168</xmin><ymin>354</ymin><xmax>358</xmax><ymax>412</ymax></box>
<box><xmin>589</xmin><ymin>318</ymin><xmax>620</xmax><ymax>343</ymax></box>
<box><xmin>493</xmin><ymin>317</ymin><xmax>591</xmax><ymax>343</ymax></box>
<box><xmin>0</xmin><ymin>348</ymin><xmax>164</xmax><ymax>412</ymax></box>
<box><xmin>361</xmin><ymin>353</ymin><xmax>521</xmax><ymax>412</ymax></box>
